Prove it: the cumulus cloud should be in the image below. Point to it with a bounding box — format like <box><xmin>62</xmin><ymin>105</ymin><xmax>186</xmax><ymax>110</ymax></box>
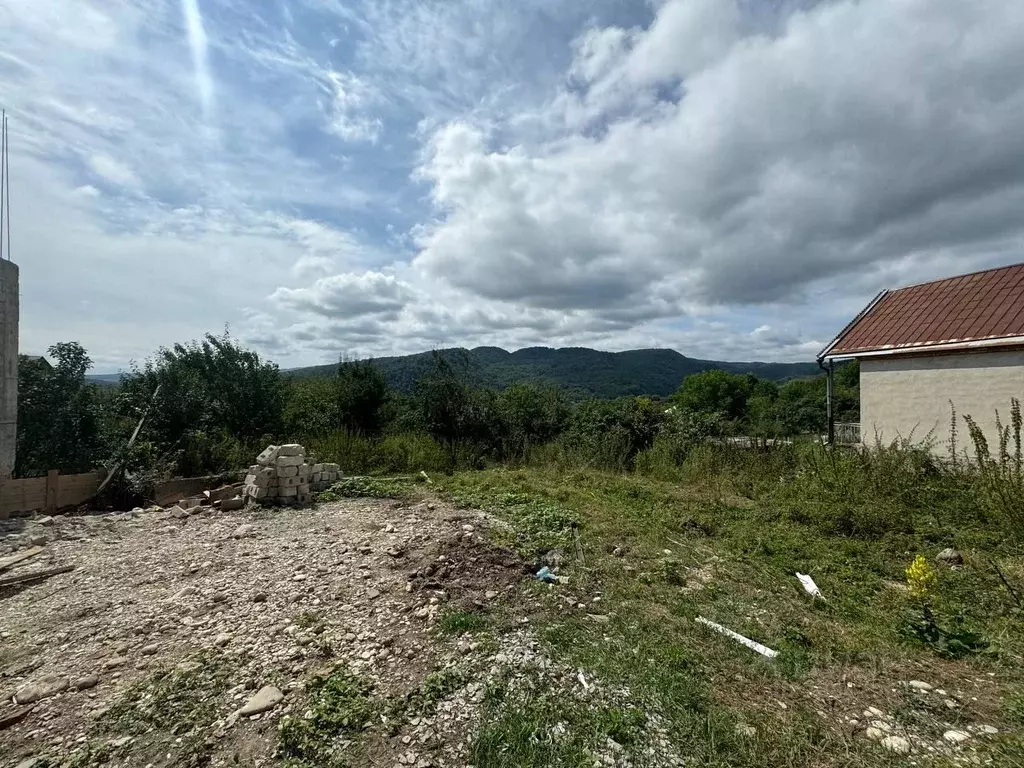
<box><xmin>272</xmin><ymin>271</ymin><xmax>416</xmax><ymax>318</ymax></box>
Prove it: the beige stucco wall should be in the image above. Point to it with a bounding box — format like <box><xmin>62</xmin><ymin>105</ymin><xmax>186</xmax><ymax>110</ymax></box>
<box><xmin>860</xmin><ymin>350</ymin><xmax>1024</xmax><ymax>457</ymax></box>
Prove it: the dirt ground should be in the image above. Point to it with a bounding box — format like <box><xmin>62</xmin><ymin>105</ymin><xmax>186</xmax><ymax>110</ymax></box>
<box><xmin>0</xmin><ymin>497</ymin><xmax>559</xmax><ymax>768</ymax></box>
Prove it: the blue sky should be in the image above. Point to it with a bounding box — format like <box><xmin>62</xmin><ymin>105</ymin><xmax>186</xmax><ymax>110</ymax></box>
<box><xmin>1</xmin><ymin>0</ymin><xmax>1023</xmax><ymax>371</ymax></box>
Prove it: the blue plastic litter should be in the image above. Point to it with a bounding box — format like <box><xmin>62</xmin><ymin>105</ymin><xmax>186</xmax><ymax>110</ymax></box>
<box><xmin>535</xmin><ymin>566</ymin><xmax>558</xmax><ymax>583</ymax></box>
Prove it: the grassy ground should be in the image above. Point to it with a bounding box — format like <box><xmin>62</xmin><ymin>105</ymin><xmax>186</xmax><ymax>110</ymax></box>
<box><xmin>440</xmin><ymin>446</ymin><xmax>1024</xmax><ymax>767</ymax></box>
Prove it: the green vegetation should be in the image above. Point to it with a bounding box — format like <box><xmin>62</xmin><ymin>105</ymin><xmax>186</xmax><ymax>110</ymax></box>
<box><xmin>438</xmin><ymin>609</ymin><xmax>490</xmax><ymax>634</ymax></box>
<box><xmin>442</xmin><ymin>436</ymin><xmax>1024</xmax><ymax>767</ymax></box>
<box><xmin>317</xmin><ymin>475</ymin><xmax>411</xmax><ymax>500</ymax></box>
<box><xmin>278</xmin><ymin>668</ymin><xmax>375</xmax><ymax>767</ymax></box>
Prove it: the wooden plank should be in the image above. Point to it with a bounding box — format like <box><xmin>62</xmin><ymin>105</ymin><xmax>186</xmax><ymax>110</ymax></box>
<box><xmin>0</xmin><ymin>564</ymin><xmax>74</xmax><ymax>589</ymax></box>
<box><xmin>0</xmin><ymin>546</ymin><xmax>43</xmax><ymax>571</ymax></box>
<box><xmin>46</xmin><ymin>470</ymin><xmax>59</xmax><ymax>514</ymax></box>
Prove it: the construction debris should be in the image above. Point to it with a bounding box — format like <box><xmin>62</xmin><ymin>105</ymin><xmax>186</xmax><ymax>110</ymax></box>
<box><xmin>796</xmin><ymin>572</ymin><xmax>824</xmax><ymax>600</ymax></box>
<box><xmin>0</xmin><ymin>546</ymin><xmax>42</xmax><ymax>572</ymax></box>
<box><xmin>695</xmin><ymin>616</ymin><xmax>779</xmax><ymax>659</ymax></box>
<box><xmin>243</xmin><ymin>444</ymin><xmax>340</xmax><ymax>507</ymax></box>
<box><xmin>0</xmin><ymin>564</ymin><xmax>74</xmax><ymax>590</ymax></box>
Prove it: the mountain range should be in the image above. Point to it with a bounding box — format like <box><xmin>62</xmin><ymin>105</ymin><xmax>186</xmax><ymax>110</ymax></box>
<box><xmin>281</xmin><ymin>346</ymin><xmax>820</xmax><ymax>399</ymax></box>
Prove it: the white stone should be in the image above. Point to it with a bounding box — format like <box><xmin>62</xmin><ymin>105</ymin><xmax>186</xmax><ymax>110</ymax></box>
<box><xmin>15</xmin><ymin>676</ymin><xmax>70</xmax><ymax>704</ymax></box>
<box><xmin>943</xmin><ymin>730</ymin><xmax>970</xmax><ymax>744</ymax></box>
<box><xmin>239</xmin><ymin>685</ymin><xmax>283</xmax><ymax>715</ymax></box>
<box><xmin>908</xmin><ymin>680</ymin><xmax>933</xmax><ymax>691</ymax></box>
<box><xmin>880</xmin><ymin>736</ymin><xmax>911</xmax><ymax>754</ymax></box>
<box><xmin>978</xmin><ymin>725</ymin><xmax>998</xmax><ymax>735</ymax></box>
<box><xmin>865</xmin><ymin>727</ymin><xmax>885</xmax><ymax>741</ymax></box>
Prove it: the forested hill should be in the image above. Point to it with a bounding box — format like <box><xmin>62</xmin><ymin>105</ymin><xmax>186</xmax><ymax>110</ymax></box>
<box><xmin>284</xmin><ymin>346</ymin><xmax>820</xmax><ymax>399</ymax></box>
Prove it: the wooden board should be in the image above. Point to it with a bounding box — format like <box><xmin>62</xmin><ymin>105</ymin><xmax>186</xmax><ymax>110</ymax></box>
<box><xmin>0</xmin><ymin>546</ymin><xmax>43</xmax><ymax>572</ymax></box>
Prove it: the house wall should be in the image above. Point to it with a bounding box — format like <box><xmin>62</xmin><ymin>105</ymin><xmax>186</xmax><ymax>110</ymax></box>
<box><xmin>860</xmin><ymin>349</ymin><xmax>1024</xmax><ymax>457</ymax></box>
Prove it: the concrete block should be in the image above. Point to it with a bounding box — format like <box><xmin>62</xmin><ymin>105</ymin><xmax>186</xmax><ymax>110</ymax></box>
<box><xmin>276</xmin><ymin>455</ymin><xmax>304</xmax><ymax>467</ymax></box>
<box><xmin>278</xmin><ymin>444</ymin><xmax>305</xmax><ymax>457</ymax></box>
<box><xmin>311</xmin><ymin>464</ymin><xmax>324</xmax><ymax>473</ymax></box>
<box><xmin>279</xmin><ymin>486</ymin><xmax>298</xmax><ymax>497</ymax></box>
<box><xmin>297</xmin><ymin>464</ymin><xmax>310</xmax><ymax>478</ymax></box>
<box><xmin>257</xmin><ymin>445</ymin><xmax>280</xmax><ymax>465</ymax></box>
<box><xmin>246</xmin><ymin>485</ymin><xmax>269</xmax><ymax>500</ymax></box>
<box><xmin>298</xmin><ymin>483</ymin><xmax>310</xmax><ymax>495</ymax></box>
<box><xmin>311</xmin><ymin>472</ymin><xmax>321</xmax><ymax>483</ymax></box>
<box><xmin>248</xmin><ymin>464</ymin><xmax>261</xmax><ymax>475</ymax></box>
<box><xmin>221</xmin><ymin>496</ymin><xmax>246</xmax><ymax>511</ymax></box>
<box><xmin>278</xmin><ymin>464</ymin><xmax>298</xmax><ymax>478</ymax></box>
<box><xmin>296</xmin><ymin>494</ymin><xmax>310</xmax><ymax>505</ymax></box>
<box><xmin>244</xmin><ymin>474</ymin><xmax>256</xmax><ymax>486</ymax></box>
<box><xmin>323</xmin><ymin>463</ymin><xmax>340</xmax><ymax>472</ymax></box>
<box><xmin>281</xmin><ymin>475</ymin><xmax>301</xmax><ymax>488</ymax></box>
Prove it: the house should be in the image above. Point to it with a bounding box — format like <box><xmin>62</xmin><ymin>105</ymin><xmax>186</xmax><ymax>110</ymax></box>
<box><xmin>818</xmin><ymin>263</ymin><xmax>1024</xmax><ymax>455</ymax></box>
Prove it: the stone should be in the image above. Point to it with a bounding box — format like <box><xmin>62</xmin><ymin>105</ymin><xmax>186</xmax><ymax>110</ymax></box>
<box><xmin>167</xmin><ymin>505</ymin><xmax>188</xmax><ymax>519</ymax></box>
<box><xmin>35</xmin><ymin>515</ymin><xmax>54</xmax><ymax>526</ymax></box>
<box><xmin>15</xmin><ymin>759</ymin><xmax>43</xmax><ymax>768</ymax></box>
<box><xmin>221</xmin><ymin>496</ymin><xmax>245</xmax><ymax>512</ymax></box>
<box><xmin>233</xmin><ymin>524</ymin><xmax>256</xmax><ymax>539</ymax></box>
<box><xmin>936</xmin><ymin>548</ymin><xmax>964</xmax><ymax>566</ymax></box>
<box><xmin>140</xmin><ymin>643</ymin><xmax>159</xmax><ymax>656</ymax></box>
<box><xmin>214</xmin><ymin>632</ymin><xmax>232</xmax><ymax>647</ymax></box>
<box><xmin>880</xmin><ymin>736</ymin><xmax>911</xmax><ymax>754</ymax></box>
<box><xmin>29</xmin><ymin>534</ymin><xmax>47</xmax><ymax>546</ymax></box>
<box><xmin>864</xmin><ymin>706</ymin><xmax>884</xmax><ymax>718</ymax></box>
<box><xmin>485</xmin><ymin>590</ymin><xmax>498</xmax><ymax>600</ymax></box>
<box><xmin>253</xmin><ymin>592</ymin><xmax>269</xmax><ymax>603</ymax></box>
<box><xmin>978</xmin><ymin>725</ymin><xmax>998</xmax><ymax>735</ymax></box>
<box><xmin>72</xmin><ymin>675</ymin><xmax>99</xmax><ymax>691</ymax></box>
<box><xmin>943</xmin><ymin>730</ymin><xmax>970</xmax><ymax>744</ymax></box>
<box><xmin>865</xmin><ymin>727</ymin><xmax>885</xmax><ymax>741</ymax></box>
<box><xmin>907</xmin><ymin>680</ymin><xmax>933</xmax><ymax>691</ymax></box>
<box><xmin>14</xmin><ymin>675</ymin><xmax>69</xmax><ymax>704</ymax></box>
<box><xmin>103</xmin><ymin>656</ymin><xmax>128</xmax><ymax>670</ymax></box>
<box><xmin>239</xmin><ymin>685</ymin><xmax>284</xmax><ymax>715</ymax></box>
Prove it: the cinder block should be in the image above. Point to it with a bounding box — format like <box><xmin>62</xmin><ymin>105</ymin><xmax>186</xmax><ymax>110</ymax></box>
<box><xmin>296</xmin><ymin>493</ymin><xmax>310</xmax><ymax>505</ymax></box>
<box><xmin>276</xmin><ymin>455</ymin><xmax>304</xmax><ymax>467</ymax></box>
<box><xmin>247</xmin><ymin>485</ymin><xmax>269</xmax><ymax>500</ymax></box>
<box><xmin>323</xmin><ymin>463</ymin><xmax>340</xmax><ymax>472</ymax></box>
<box><xmin>298</xmin><ymin>483</ymin><xmax>310</xmax><ymax>494</ymax></box>
<box><xmin>257</xmin><ymin>445</ymin><xmax>280</xmax><ymax>465</ymax></box>
<box><xmin>278</xmin><ymin>464</ymin><xmax>298</xmax><ymax>478</ymax></box>
<box><xmin>279</xmin><ymin>485</ymin><xmax>298</xmax><ymax>497</ymax></box>
<box><xmin>248</xmin><ymin>464</ymin><xmax>261</xmax><ymax>475</ymax></box>
<box><xmin>278</xmin><ymin>444</ymin><xmax>305</xmax><ymax>457</ymax></box>
<box><xmin>244</xmin><ymin>474</ymin><xmax>256</xmax><ymax>485</ymax></box>
<box><xmin>221</xmin><ymin>496</ymin><xmax>246</xmax><ymax>511</ymax></box>
<box><xmin>311</xmin><ymin>472</ymin><xmax>321</xmax><ymax>483</ymax></box>
<box><xmin>311</xmin><ymin>463</ymin><xmax>324</xmax><ymax>473</ymax></box>
<box><xmin>281</xmin><ymin>475</ymin><xmax>301</xmax><ymax>488</ymax></box>
<box><xmin>297</xmin><ymin>465</ymin><xmax>310</xmax><ymax>478</ymax></box>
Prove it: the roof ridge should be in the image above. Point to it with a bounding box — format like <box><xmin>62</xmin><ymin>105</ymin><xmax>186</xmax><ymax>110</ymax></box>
<box><xmin>889</xmin><ymin>260</ymin><xmax>1024</xmax><ymax>293</ymax></box>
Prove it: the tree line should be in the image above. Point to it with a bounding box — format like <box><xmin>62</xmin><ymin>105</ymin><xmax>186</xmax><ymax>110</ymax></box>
<box><xmin>15</xmin><ymin>333</ymin><xmax>858</xmax><ymax>481</ymax></box>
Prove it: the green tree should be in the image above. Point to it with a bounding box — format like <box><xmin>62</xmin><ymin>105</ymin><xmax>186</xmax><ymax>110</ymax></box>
<box><xmin>672</xmin><ymin>369</ymin><xmax>757</xmax><ymax>423</ymax></box>
<box><xmin>118</xmin><ymin>332</ymin><xmax>283</xmax><ymax>475</ymax></box>
<box><xmin>284</xmin><ymin>377</ymin><xmax>340</xmax><ymax>438</ymax></box>
<box><xmin>16</xmin><ymin>342</ymin><xmax>103</xmax><ymax>475</ymax></box>
<box><xmin>496</xmin><ymin>383</ymin><xmax>566</xmax><ymax>459</ymax></box>
<box><xmin>337</xmin><ymin>361</ymin><xmax>388</xmax><ymax>436</ymax></box>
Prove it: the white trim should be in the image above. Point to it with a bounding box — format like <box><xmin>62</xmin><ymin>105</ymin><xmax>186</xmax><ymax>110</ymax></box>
<box><xmin>823</xmin><ymin>335</ymin><xmax>1024</xmax><ymax>360</ymax></box>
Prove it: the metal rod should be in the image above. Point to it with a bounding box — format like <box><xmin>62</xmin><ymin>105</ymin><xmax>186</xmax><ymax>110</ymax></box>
<box><xmin>3</xmin><ymin>113</ymin><xmax>8</xmax><ymax>261</ymax></box>
<box><xmin>1</xmin><ymin>110</ymin><xmax>5</xmax><ymax>261</ymax></box>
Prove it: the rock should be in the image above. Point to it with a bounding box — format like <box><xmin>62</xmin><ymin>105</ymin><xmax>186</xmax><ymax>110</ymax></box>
<box><xmin>221</xmin><ymin>496</ymin><xmax>245</xmax><ymax>512</ymax></box>
<box><xmin>14</xmin><ymin>675</ymin><xmax>69</xmax><ymax>704</ymax></box>
<box><xmin>485</xmin><ymin>590</ymin><xmax>498</xmax><ymax>600</ymax></box>
<box><xmin>864</xmin><ymin>706</ymin><xmax>884</xmax><ymax>718</ymax></box>
<box><xmin>35</xmin><ymin>516</ymin><xmax>54</xmax><ymax>526</ymax></box>
<box><xmin>140</xmin><ymin>643</ymin><xmax>159</xmax><ymax>656</ymax></box>
<box><xmin>239</xmin><ymin>685</ymin><xmax>284</xmax><ymax>715</ymax></box>
<box><xmin>103</xmin><ymin>656</ymin><xmax>128</xmax><ymax>670</ymax></box>
<box><xmin>214</xmin><ymin>633</ymin><xmax>232</xmax><ymax>647</ymax></box>
<box><xmin>936</xmin><ymin>548</ymin><xmax>964</xmax><ymax>566</ymax></box>
<box><xmin>943</xmin><ymin>730</ymin><xmax>970</xmax><ymax>744</ymax></box>
<box><xmin>29</xmin><ymin>534</ymin><xmax>47</xmax><ymax>546</ymax></box>
<box><xmin>865</xmin><ymin>727</ymin><xmax>886</xmax><ymax>741</ymax></box>
<box><xmin>167</xmin><ymin>505</ymin><xmax>188</xmax><ymax>519</ymax></box>
<box><xmin>73</xmin><ymin>675</ymin><xmax>99</xmax><ymax>691</ymax></box>
<box><xmin>252</xmin><ymin>592</ymin><xmax>268</xmax><ymax>603</ymax></box>
<box><xmin>978</xmin><ymin>725</ymin><xmax>998</xmax><ymax>735</ymax></box>
<box><xmin>367</xmin><ymin>589</ymin><xmax>381</xmax><ymax>600</ymax></box>
<box><xmin>734</xmin><ymin>723</ymin><xmax>756</xmax><ymax>738</ymax></box>
<box><xmin>907</xmin><ymin>680</ymin><xmax>933</xmax><ymax>691</ymax></box>
<box><xmin>880</xmin><ymin>736</ymin><xmax>911</xmax><ymax>754</ymax></box>
<box><xmin>233</xmin><ymin>524</ymin><xmax>256</xmax><ymax>539</ymax></box>
<box><xmin>15</xmin><ymin>759</ymin><xmax>43</xmax><ymax>768</ymax></box>
<box><xmin>612</xmin><ymin>547</ymin><xmax>624</xmax><ymax>557</ymax></box>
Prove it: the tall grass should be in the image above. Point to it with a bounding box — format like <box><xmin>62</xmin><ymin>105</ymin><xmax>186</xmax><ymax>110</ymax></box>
<box><xmin>963</xmin><ymin>398</ymin><xmax>1024</xmax><ymax>538</ymax></box>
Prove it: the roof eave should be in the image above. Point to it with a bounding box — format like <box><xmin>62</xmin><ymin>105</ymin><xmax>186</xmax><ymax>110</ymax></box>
<box><xmin>821</xmin><ymin>335</ymin><xmax>1024</xmax><ymax>360</ymax></box>
<box><xmin>816</xmin><ymin>290</ymin><xmax>889</xmax><ymax>362</ymax></box>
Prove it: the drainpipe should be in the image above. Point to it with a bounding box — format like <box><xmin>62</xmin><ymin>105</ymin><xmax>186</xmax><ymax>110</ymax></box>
<box><xmin>819</xmin><ymin>357</ymin><xmax>834</xmax><ymax>445</ymax></box>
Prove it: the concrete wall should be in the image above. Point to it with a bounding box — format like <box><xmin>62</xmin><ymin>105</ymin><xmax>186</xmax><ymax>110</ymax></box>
<box><xmin>0</xmin><ymin>259</ymin><xmax>17</xmax><ymax>479</ymax></box>
<box><xmin>860</xmin><ymin>349</ymin><xmax>1024</xmax><ymax>457</ymax></box>
<box><xmin>0</xmin><ymin>470</ymin><xmax>105</xmax><ymax>519</ymax></box>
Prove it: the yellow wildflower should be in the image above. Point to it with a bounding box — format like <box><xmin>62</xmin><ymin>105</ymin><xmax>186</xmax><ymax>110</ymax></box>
<box><xmin>906</xmin><ymin>555</ymin><xmax>937</xmax><ymax>599</ymax></box>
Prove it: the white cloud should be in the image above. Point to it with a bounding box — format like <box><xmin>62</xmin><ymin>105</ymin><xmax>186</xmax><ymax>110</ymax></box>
<box><xmin>86</xmin><ymin>153</ymin><xmax>142</xmax><ymax>189</ymax></box>
<box><xmin>324</xmin><ymin>71</ymin><xmax>383</xmax><ymax>143</ymax></box>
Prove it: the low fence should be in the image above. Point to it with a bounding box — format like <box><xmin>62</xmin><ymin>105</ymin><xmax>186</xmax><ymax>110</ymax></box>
<box><xmin>0</xmin><ymin>470</ymin><xmax>106</xmax><ymax>519</ymax></box>
<box><xmin>835</xmin><ymin>422</ymin><xmax>861</xmax><ymax>445</ymax></box>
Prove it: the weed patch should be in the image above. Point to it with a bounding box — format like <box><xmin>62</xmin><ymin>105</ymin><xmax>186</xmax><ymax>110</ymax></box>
<box><xmin>438</xmin><ymin>609</ymin><xmax>489</xmax><ymax>635</ymax></box>
<box><xmin>278</xmin><ymin>668</ymin><xmax>375</xmax><ymax>768</ymax></box>
<box><xmin>317</xmin><ymin>476</ymin><xmax>409</xmax><ymax>501</ymax></box>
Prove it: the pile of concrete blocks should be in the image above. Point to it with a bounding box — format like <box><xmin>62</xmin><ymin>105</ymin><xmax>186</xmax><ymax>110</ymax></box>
<box><xmin>243</xmin><ymin>443</ymin><xmax>341</xmax><ymax>506</ymax></box>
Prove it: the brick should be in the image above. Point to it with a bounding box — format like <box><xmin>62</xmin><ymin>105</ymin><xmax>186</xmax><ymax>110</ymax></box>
<box><xmin>277</xmin><ymin>444</ymin><xmax>305</xmax><ymax>457</ymax></box>
<box><xmin>276</xmin><ymin>455</ymin><xmax>304</xmax><ymax>467</ymax></box>
<box><xmin>278</xmin><ymin>465</ymin><xmax>298</xmax><ymax>478</ymax></box>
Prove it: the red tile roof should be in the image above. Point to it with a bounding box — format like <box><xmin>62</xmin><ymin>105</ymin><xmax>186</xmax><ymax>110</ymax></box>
<box><xmin>821</xmin><ymin>262</ymin><xmax>1024</xmax><ymax>358</ymax></box>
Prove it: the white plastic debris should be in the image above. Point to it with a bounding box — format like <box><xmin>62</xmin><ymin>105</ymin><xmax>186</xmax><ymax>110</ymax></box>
<box><xmin>695</xmin><ymin>616</ymin><xmax>778</xmax><ymax>658</ymax></box>
<box><xmin>796</xmin><ymin>572</ymin><xmax>824</xmax><ymax>600</ymax></box>
<box><xmin>577</xmin><ymin>670</ymin><xmax>589</xmax><ymax>690</ymax></box>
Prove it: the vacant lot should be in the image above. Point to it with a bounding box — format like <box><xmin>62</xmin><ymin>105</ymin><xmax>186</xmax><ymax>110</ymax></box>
<box><xmin>2</xmin><ymin>457</ymin><xmax>1023</xmax><ymax>767</ymax></box>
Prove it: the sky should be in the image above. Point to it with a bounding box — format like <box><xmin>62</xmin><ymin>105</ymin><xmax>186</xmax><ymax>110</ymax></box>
<box><xmin>1</xmin><ymin>0</ymin><xmax>1023</xmax><ymax>372</ymax></box>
